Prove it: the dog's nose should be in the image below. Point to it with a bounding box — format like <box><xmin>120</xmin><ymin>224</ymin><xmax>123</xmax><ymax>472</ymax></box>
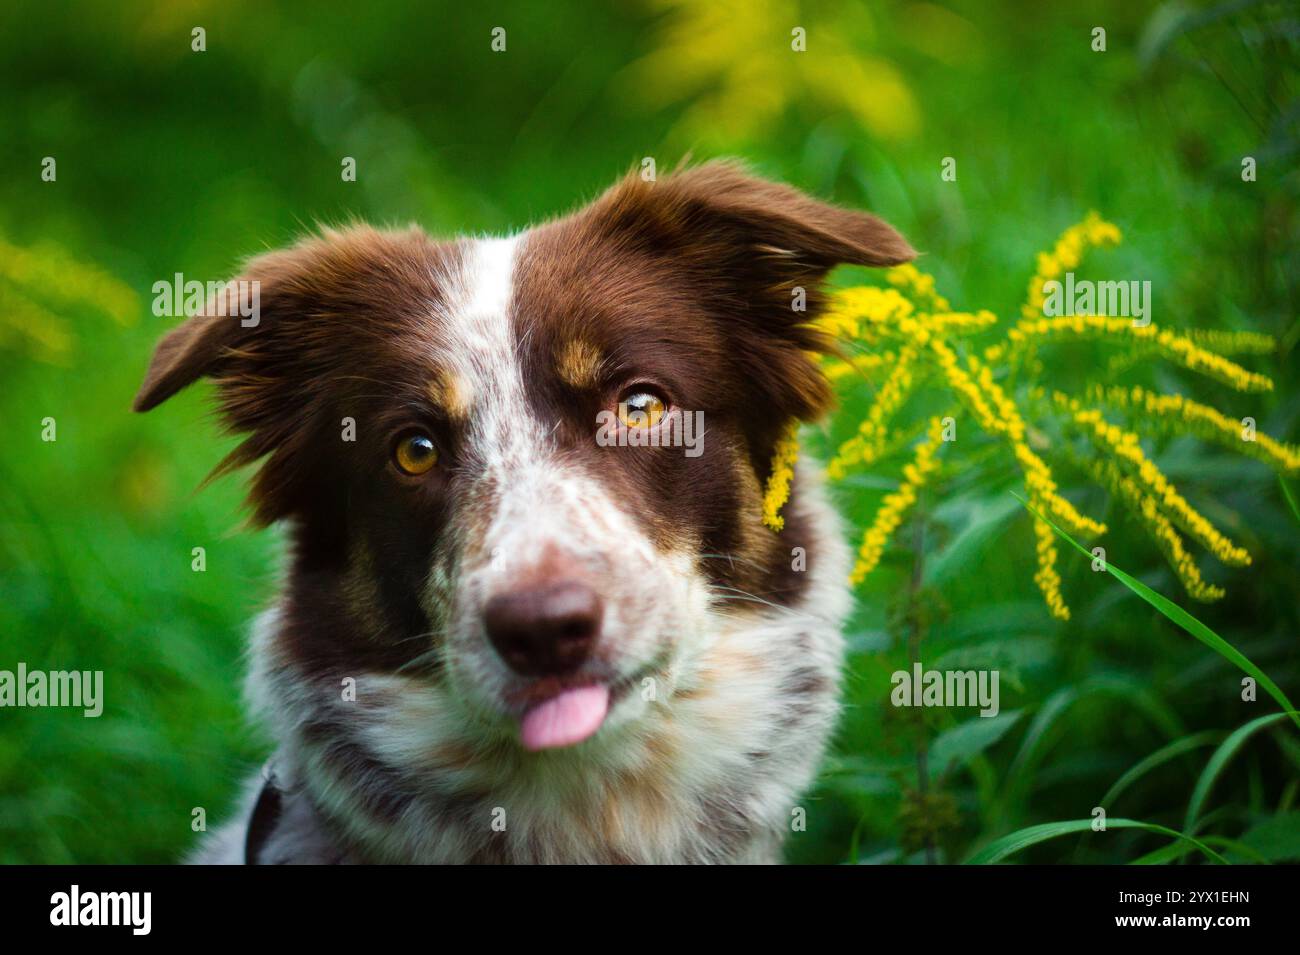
<box><xmin>483</xmin><ymin>581</ymin><xmax>604</xmax><ymax>677</ymax></box>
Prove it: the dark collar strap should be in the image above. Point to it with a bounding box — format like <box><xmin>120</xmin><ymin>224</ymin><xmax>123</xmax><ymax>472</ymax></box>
<box><xmin>244</xmin><ymin>760</ymin><xmax>284</xmax><ymax>865</ymax></box>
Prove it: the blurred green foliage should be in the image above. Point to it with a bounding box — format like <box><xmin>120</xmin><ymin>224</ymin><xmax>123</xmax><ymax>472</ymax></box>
<box><xmin>0</xmin><ymin>0</ymin><xmax>1296</xmax><ymax>863</ymax></box>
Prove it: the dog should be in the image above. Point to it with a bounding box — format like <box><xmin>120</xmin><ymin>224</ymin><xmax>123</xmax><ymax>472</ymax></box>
<box><xmin>134</xmin><ymin>160</ymin><xmax>915</xmax><ymax>863</ymax></box>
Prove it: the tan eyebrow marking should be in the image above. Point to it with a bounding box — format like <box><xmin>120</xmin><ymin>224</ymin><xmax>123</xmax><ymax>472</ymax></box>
<box><xmin>556</xmin><ymin>338</ymin><xmax>604</xmax><ymax>390</ymax></box>
<box><xmin>427</xmin><ymin>369</ymin><xmax>472</xmax><ymax>420</ymax></box>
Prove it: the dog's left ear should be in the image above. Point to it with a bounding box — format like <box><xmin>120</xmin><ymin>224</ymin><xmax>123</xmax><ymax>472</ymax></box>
<box><xmin>652</xmin><ymin>159</ymin><xmax>915</xmax><ymax>270</ymax></box>
<box><xmin>587</xmin><ymin>159</ymin><xmax>916</xmax><ymax>424</ymax></box>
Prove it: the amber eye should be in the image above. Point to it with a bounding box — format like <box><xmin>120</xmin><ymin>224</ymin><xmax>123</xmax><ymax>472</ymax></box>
<box><xmin>617</xmin><ymin>389</ymin><xmax>667</xmax><ymax>429</ymax></box>
<box><xmin>393</xmin><ymin>432</ymin><xmax>438</xmax><ymax>476</ymax></box>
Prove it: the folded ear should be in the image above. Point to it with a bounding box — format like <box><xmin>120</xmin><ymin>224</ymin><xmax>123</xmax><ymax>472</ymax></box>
<box><xmin>590</xmin><ymin>158</ymin><xmax>914</xmax><ymax>271</ymax></box>
<box><xmin>657</xmin><ymin>159</ymin><xmax>915</xmax><ymax>269</ymax></box>
<box><xmin>132</xmin><ymin>239</ymin><xmax>322</xmax><ymax>414</ymax></box>
<box><xmin>585</xmin><ymin>159</ymin><xmax>916</xmax><ymax>423</ymax></box>
<box><xmin>133</xmin><ymin>225</ymin><xmax>434</xmax><ymax>414</ymax></box>
<box><xmin>132</xmin><ymin>284</ymin><xmax>249</xmax><ymax>413</ymax></box>
<box><xmin>132</xmin><ymin>225</ymin><xmax>440</xmax><ymax>523</ymax></box>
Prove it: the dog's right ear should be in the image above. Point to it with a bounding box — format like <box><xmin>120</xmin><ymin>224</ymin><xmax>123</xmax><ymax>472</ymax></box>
<box><xmin>131</xmin><ymin>237</ymin><xmax>326</xmax><ymax>415</ymax></box>
<box><xmin>132</xmin><ymin>230</ymin><xmax>361</xmax><ymax>415</ymax></box>
<box><xmin>132</xmin><ymin>225</ymin><xmax>441</xmax><ymax>523</ymax></box>
<box><xmin>134</xmin><ymin>224</ymin><xmax>433</xmax><ymax>414</ymax></box>
<box><xmin>132</xmin><ymin>285</ymin><xmax>248</xmax><ymax>413</ymax></box>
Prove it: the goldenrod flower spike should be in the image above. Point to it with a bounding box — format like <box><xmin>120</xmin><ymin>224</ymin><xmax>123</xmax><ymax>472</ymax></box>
<box><xmin>1069</xmin><ymin>407</ymin><xmax>1251</xmax><ymax>567</ymax></box>
<box><xmin>817</xmin><ymin>285</ymin><xmax>916</xmax><ymax>343</ymax></box>
<box><xmin>1084</xmin><ymin>458</ymin><xmax>1227</xmax><ymax>602</ymax></box>
<box><xmin>827</xmin><ymin>344</ymin><xmax>920</xmax><ymax>479</ymax></box>
<box><xmin>928</xmin><ymin>310</ymin><xmax>998</xmax><ymax>334</ymax></box>
<box><xmin>1086</xmin><ymin>385</ymin><xmax>1300</xmax><ymax>475</ymax></box>
<box><xmin>887</xmin><ymin>262</ymin><xmax>951</xmax><ymax>313</ymax></box>
<box><xmin>850</xmin><ymin>417</ymin><xmax>946</xmax><ymax>584</ymax></box>
<box><xmin>762</xmin><ymin>421</ymin><xmax>801</xmax><ymax>532</ymax></box>
<box><xmin>1</xmin><ymin>287</ymin><xmax>74</xmax><ymax>359</ymax></box>
<box><xmin>1031</xmin><ymin>507</ymin><xmax>1070</xmax><ymax>620</ymax></box>
<box><xmin>1182</xmin><ymin>328</ymin><xmax>1276</xmax><ymax>356</ymax></box>
<box><xmin>0</xmin><ymin>233</ymin><xmax>139</xmax><ymax>362</ymax></box>
<box><xmin>822</xmin><ymin>351</ymin><xmax>888</xmax><ymax>382</ymax></box>
<box><xmin>0</xmin><ymin>235</ymin><xmax>137</xmax><ymax>325</ymax></box>
<box><xmin>1003</xmin><ymin>315</ymin><xmax>1274</xmax><ymax>393</ymax></box>
<box><xmin>1022</xmin><ymin>212</ymin><xmax>1122</xmax><ymax>321</ymax></box>
<box><xmin>931</xmin><ymin>340</ymin><xmax>1106</xmax><ymax>539</ymax></box>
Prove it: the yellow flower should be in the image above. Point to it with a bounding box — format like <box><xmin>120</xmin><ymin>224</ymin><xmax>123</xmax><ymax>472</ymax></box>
<box><xmin>761</xmin><ymin>421</ymin><xmax>800</xmax><ymax>532</ymax></box>
<box><xmin>1068</xmin><ymin>406</ymin><xmax>1250</xmax><ymax>567</ymax></box>
<box><xmin>850</xmin><ymin>416</ymin><xmax>946</xmax><ymax>584</ymax></box>
<box><xmin>0</xmin><ymin>234</ymin><xmax>138</xmax><ymax>362</ymax></box>
<box><xmin>928</xmin><ymin>310</ymin><xmax>998</xmax><ymax>334</ymax></box>
<box><xmin>1087</xmin><ymin>384</ymin><xmax>1300</xmax><ymax>474</ymax></box>
<box><xmin>1102</xmin><ymin>327</ymin><xmax>1274</xmax><ymax>378</ymax></box>
<box><xmin>822</xmin><ymin>351</ymin><xmax>889</xmax><ymax>381</ymax></box>
<box><xmin>1031</xmin><ymin>508</ymin><xmax>1070</xmax><ymax>620</ymax></box>
<box><xmin>827</xmin><ymin>344</ymin><xmax>920</xmax><ymax>479</ymax></box>
<box><xmin>930</xmin><ymin>340</ymin><xmax>1106</xmax><ymax>539</ymax></box>
<box><xmin>623</xmin><ymin>0</ymin><xmax>919</xmax><ymax>146</ymax></box>
<box><xmin>818</xmin><ymin>285</ymin><xmax>916</xmax><ymax>343</ymax></box>
<box><xmin>0</xmin><ymin>235</ymin><xmax>137</xmax><ymax>325</ymax></box>
<box><xmin>0</xmin><ymin>286</ymin><xmax>74</xmax><ymax>359</ymax></box>
<box><xmin>816</xmin><ymin>213</ymin><xmax>1280</xmax><ymax>617</ymax></box>
<box><xmin>1022</xmin><ymin>212</ymin><xmax>1121</xmax><ymax>320</ymax></box>
<box><xmin>1083</xmin><ymin>458</ymin><xmax>1227</xmax><ymax>602</ymax></box>
<box><xmin>887</xmin><ymin>262</ymin><xmax>951</xmax><ymax>312</ymax></box>
<box><xmin>1182</xmin><ymin>328</ymin><xmax>1275</xmax><ymax>356</ymax></box>
<box><xmin>1004</xmin><ymin>315</ymin><xmax>1273</xmax><ymax>392</ymax></box>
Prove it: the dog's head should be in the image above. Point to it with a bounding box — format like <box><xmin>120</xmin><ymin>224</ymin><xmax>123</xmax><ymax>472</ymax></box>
<box><xmin>135</xmin><ymin>161</ymin><xmax>912</xmax><ymax>754</ymax></box>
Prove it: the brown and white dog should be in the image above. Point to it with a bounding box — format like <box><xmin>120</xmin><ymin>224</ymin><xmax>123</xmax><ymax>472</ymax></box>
<box><xmin>134</xmin><ymin>161</ymin><xmax>914</xmax><ymax>863</ymax></box>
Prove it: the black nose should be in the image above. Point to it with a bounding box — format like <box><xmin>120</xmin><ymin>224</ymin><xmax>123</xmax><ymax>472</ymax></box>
<box><xmin>483</xmin><ymin>581</ymin><xmax>603</xmax><ymax>677</ymax></box>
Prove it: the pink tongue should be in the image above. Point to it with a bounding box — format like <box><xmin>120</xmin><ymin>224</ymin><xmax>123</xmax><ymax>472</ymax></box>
<box><xmin>520</xmin><ymin>685</ymin><xmax>610</xmax><ymax>751</ymax></box>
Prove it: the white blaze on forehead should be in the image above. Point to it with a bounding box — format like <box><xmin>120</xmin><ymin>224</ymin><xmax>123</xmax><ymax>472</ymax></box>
<box><xmin>440</xmin><ymin>236</ymin><xmax>523</xmax><ymax>441</ymax></box>
<box><xmin>458</xmin><ymin>237</ymin><xmax>519</xmax><ymax>343</ymax></box>
<box><xmin>438</xmin><ymin>235</ymin><xmax>657</xmax><ymax>573</ymax></box>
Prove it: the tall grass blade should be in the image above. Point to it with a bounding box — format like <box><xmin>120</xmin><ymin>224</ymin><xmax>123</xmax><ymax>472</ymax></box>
<box><xmin>1281</xmin><ymin>475</ymin><xmax>1300</xmax><ymax>526</ymax></box>
<box><xmin>1184</xmin><ymin>712</ymin><xmax>1293</xmax><ymax>833</ymax></box>
<box><xmin>1013</xmin><ymin>493</ymin><xmax>1300</xmax><ymax>731</ymax></box>
<box><xmin>964</xmin><ymin>818</ymin><xmax>1227</xmax><ymax>864</ymax></box>
<box><xmin>1099</xmin><ymin>730</ymin><xmax>1224</xmax><ymax>809</ymax></box>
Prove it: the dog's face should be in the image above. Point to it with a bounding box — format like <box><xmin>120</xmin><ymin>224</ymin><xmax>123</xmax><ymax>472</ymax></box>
<box><xmin>135</xmin><ymin>162</ymin><xmax>912</xmax><ymax>755</ymax></box>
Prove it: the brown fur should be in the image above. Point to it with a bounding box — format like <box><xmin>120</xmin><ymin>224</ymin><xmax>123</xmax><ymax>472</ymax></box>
<box><xmin>137</xmin><ymin>160</ymin><xmax>914</xmax><ymax>864</ymax></box>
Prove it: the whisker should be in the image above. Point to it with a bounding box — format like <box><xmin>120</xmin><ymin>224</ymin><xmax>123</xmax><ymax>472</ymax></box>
<box><xmin>696</xmin><ymin>552</ymin><xmax>769</xmax><ymax>572</ymax></box>
<box><xmin>707</xmin><ymin>584</ymin><xmax>804</xmax><ymax>618</ymax></box>
<box><xmin>396</xmin><ymin>645</ymin><xmax>444</xmax><ymax>674</ymax></box>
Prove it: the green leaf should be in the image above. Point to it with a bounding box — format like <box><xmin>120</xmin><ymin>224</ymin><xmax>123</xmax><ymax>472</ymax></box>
<box><xmin>1130</xmin><ymin>834</ymin><xmax>1271</xmax><ymax>866</ymax></box>
<box><xmin>1238</xmin><ymin>812</ymin><xmax>1300</xmax><ymax>862</ymax></box>
<box><xmin>964</xmin><ymin>818</ymin><xmax>1227</xmax><ymax>865</ymax></box>
<box><xmin>929</xmin><ymin>710</ymin><xmax>1023</xmax><ymax>780</ymax></box>
<box><xmin>1000</xmin><ymin>675</ymin><xmax>1182</xmax><ymax>822</ymax></box>
<box><xmin>1280</xmin><ymin>475</ymin><xmax>1300</xmax><ymax>527</ymax></box>
<box><xmin>925</xmin><ymin>492</ymin><xmax>1021</xmax><ymax>586</ymax></box>
<box><xmin>1129</xmin><ymin>840</ymin><xmax>1206</xmax><ymax>865</ymax></box>
<box><xmin>1098</xmin><ymin>730</ymin><xmax>1224</xmax><ymax>810</ymax></box>
<box><xmin>1013</xmin><ymin>492</ymin><xmax>1300</xmax><ymax>732</ymax></box>
<box><xmin>1184</xmin><ymin>712</ymin><xmax>1293</xmax><ymax>833</ymax></box>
